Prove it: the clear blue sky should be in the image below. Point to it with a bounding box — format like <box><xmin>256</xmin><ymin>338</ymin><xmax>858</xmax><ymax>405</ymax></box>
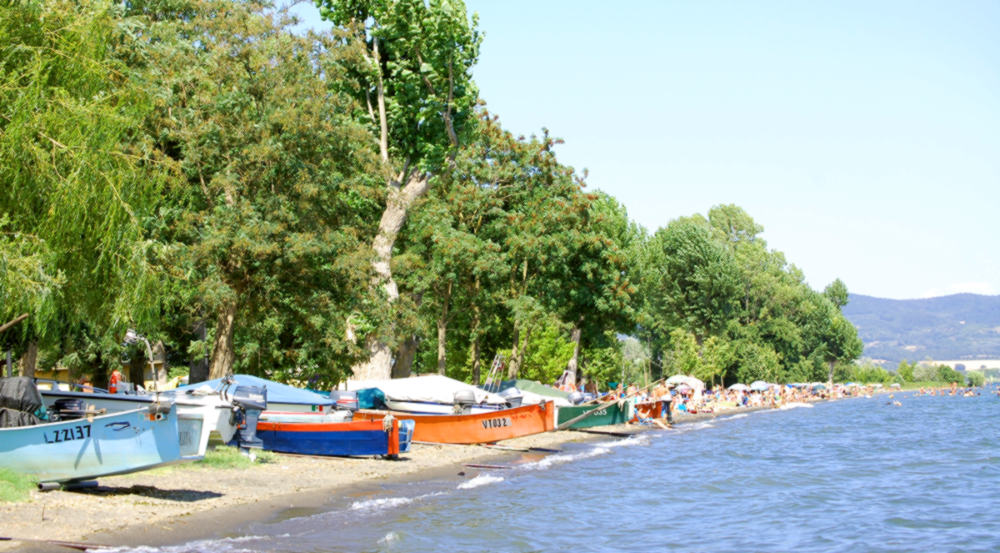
<box><xmin>293</xmin><ymin>1</ymin><xmax>1000</xmax><ymax>300</ymax></box>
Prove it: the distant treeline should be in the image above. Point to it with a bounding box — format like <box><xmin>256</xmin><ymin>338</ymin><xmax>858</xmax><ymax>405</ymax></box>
<box><xmin>0</xmin><ymin>0</ymin><xmax>860</xmax><ymax>390</ymax></box>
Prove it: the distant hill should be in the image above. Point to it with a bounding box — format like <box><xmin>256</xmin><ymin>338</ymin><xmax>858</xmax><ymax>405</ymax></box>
<box><xmin>842</xmin><ymin>293</ymin><xmax>1000</xmax><ymax>368</ymax></box>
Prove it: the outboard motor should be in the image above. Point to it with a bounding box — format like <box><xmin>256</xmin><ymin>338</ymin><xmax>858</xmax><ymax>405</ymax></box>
<box><xmin>230</xmin><ymin>384</ymin><xmax>266</xmax><ymax>449</ymax></box>
<box><xmin>499</xmin><ymin>387</ymin><xmax>523</xmax><ymax>408</ymax></box>
<box><xmin>568</xmin><ymin>391</ymin><xmax>585</xmax><ymax>405</ymax></box>
<box><xmin>330</xmin><ymin>390</ymin><xmax>359</xmax><ymax>412</ymax></box>
<box><xmin>51</xmin><ymin>398</ymin><xmax>87</xmax><ymax>421</ymax></box>
<box><xmin>453</xmin><ymin>389</ymin><xmax>476</xmax><ymax>415</ymax></box>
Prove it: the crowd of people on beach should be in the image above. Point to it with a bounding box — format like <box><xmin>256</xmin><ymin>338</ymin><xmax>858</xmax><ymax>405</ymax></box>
<box><xmin>571</xmin><ymin>377</ymin><xmax>990</xmax><ymax>421</ymax></box>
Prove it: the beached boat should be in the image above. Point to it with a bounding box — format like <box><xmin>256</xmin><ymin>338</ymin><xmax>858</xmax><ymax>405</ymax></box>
<box><xmin>37</xmin><ymin>377</ymin><xmax>264</xmax><ymax>459</ymax></box>
<box><xmin>255</xmin><ymin>417</ymin><xmax>414</xmax><ymax>458</ymax></box>
<box><xmin>348</xmin><ymin>375</ymin><xmax>513</xmax><ymax>415</ymax></box>
<box><xmin>557</xmin><ymin>400</ymin><xmax>630</xmax><ymax>428</ymax></box>
<box><xmin>177</xmin><ymin>374</ymin><xmax>335</xmax><ymax>418</ymax></box>
<box><xmin>632</xmin><ymin>399</ymin><xmax>664</xmax><ymax>422</ymax></box>
<box><xmin>354</xmin><ymin>401</ymin><xmax>556</xmax><ymax>444</ymax></box>
<box><xmin>0</xmin><ymin>377</ymin><xmax>186</xmax><ymax>483</ymax></box>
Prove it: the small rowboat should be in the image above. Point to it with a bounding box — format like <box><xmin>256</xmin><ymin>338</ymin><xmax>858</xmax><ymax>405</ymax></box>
<box><xmin>632</xmin><ymin>400</ymin><xmax>665</xmax><ymax>422</ymax></box>
<box><xmin>354</xmin><ymin>401</ymin><xmax>555</xmax><ymax>444</ymax></box>
<box><xmin>0</xmin><ymin>404</ymin><xmax>185</xmax><ymax>484</ymax></box>
<box><xmin>255</xmin><ymin>417</ymin><xmax>414</xmax><ymax>457</ymax></box>
<box><xmin>557</xmin><ymin>400</ymin><xmax>630</xmax><ymax>428</ymax></box>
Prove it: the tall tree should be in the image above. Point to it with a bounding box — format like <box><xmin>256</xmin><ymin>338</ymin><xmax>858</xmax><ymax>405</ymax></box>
<box><xmin>317</xmin><ymin>0</ymin><xmax>482</xmax><ymax>379</ymax></box>
<box><xmin>131</xmin><ymin>0</ymin><xmax>381</xmax><ymax>383</ymax></box>
<box><xmin>0</xmin><ymin>0</ymin><xmax>164</xmax><ymax>375</ymax></box>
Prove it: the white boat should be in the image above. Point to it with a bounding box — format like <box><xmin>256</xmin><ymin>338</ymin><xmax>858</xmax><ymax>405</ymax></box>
<box><xmin>38</xmin><ymin>377</ymin><xmax>261</xmax><ymax>459</ymax></box>
<box><xmin>348</xmin><ymin>374</ymin><xmax>514</xmax><ymax>415</ymax></box>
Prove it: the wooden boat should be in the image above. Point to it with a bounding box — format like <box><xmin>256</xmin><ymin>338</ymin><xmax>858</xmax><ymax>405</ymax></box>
<box><xmin>0</xmin><ymin>404</ymin><xmax>185</xmax><ymax>484</ymax></box>
<box><xmin>632</xmin><ymin>399</ymin><xmax>665</xmax><ymax>422</ymax></box>
<box><xmin>255</xmin><ymin>417</ymin><xmax>414</xmax><ymax>457</ymax></box>
<box><xmin>176</xmin><ymin>374</ymin><xmax>334</xmax><ymax>414</ymax></box>
<box><xmin>354</xmin><ymin>401</ymin><xmax>556</xmax><ymax>444</ymax></box>
<box><xmin>258</xmin><ymin>410</ymin><xmax>352</xmax><ymax>424</ymax></box>
<box><xmin>38</xmin><ymin>378</ymin><xmax>261</xmax><ymax>459</ymax></box>
<box><xmin>557</xmin><ymin>400</ymin><xmax>630</xmax><ymax>428</ymax></box>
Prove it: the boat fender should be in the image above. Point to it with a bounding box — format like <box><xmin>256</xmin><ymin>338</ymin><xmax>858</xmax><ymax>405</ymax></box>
<box><xmin>382</xmin><ymin>413</ymin><xmax>395</xmax><ymax>433</ymax></box>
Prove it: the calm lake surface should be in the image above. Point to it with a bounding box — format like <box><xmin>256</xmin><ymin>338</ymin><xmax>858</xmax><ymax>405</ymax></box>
<box><xmin>101</xmin><ymin>389</ymin><xmax>1000</xmax><ymax>553</ymax></box>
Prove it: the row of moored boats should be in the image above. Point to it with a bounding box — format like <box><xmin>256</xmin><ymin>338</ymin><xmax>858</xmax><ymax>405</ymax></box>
<box><xmin>0</xmin><ymin>374</ymin><xmax>663</xmax><ymax>487</ymax></box>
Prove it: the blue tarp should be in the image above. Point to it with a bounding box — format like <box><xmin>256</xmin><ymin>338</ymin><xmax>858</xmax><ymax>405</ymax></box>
<box><xmin>174</xmin><ymin>374</ymin><xmax>334</xmax><ymax>406</ymax></box>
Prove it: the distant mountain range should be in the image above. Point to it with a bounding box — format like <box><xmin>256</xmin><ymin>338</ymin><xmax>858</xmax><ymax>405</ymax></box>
<box><xmin>842</xmin><ymin>293</ymin><xmax>1000</xmax><ymax>368</ymax></box>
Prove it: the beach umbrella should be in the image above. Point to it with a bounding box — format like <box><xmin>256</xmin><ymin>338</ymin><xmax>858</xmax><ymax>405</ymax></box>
<box><xmin>676</xmin><ymin>384</ymin><xmax>692</xmax><ymax>393</ymax></box>
<box><xmin>665</xmin><ymin>375</ymin><xmax>690</xmax><ymax>386</ymax></box>
<box><xmin>749</xmin><ymin>381</ymin><xmax>770</xmax><ymax>392</ymax></box>
<box><xmin>728</xmin><ymin>383</ymin><xmax>750</xmax><ymax>392</ymax></box>
<box><xmin>811</xmin><ymin>383</ymin><xmax>826</xmax><ymax>391</ymax></box>
<box><xmin>890</xmin><ymin>383</ymin><xmax>901</xmax><ymax>389</ymax></box>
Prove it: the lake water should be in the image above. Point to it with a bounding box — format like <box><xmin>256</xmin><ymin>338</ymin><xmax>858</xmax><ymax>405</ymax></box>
<box><xmin>100</xmin><ymin>389</ymin><xmax>1000</xmax><ymax>553</ymax></box>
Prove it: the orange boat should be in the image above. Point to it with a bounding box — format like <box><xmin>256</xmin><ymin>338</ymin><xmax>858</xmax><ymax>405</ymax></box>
<box><xmin>354</xmin><ymin>401</ymin><xmax>556</xmax><ymax>444</ymax></box>
<box><xmin>632</xmin><ymin>399</ymin><xmax>665</xmax><ymax>422</ymax></box>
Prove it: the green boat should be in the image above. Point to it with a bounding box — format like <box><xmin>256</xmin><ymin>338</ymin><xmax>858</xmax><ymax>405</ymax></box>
<box><xmin>557</xmin><ymin>400</ymin><xmax>630</xmax><ymax>428</ymax></box>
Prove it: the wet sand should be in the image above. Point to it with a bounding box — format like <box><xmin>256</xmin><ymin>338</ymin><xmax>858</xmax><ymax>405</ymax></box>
<box><xmin>0</xmin><ymin>428</ymin><xmax>631</xmax><ymax>552</ymax></box>
<box><xmin>0</xmin><ymin>404</ymin><xmax>787</xmax><ymax>552</ymax></box>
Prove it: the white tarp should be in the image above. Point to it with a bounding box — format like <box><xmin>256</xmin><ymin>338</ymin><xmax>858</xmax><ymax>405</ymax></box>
<box><xmin>517</xmin><ymin>389</ymin><xmax>573</xmax><ymax>407</ymax></box>
<box><xmin>347</xmin><ymin>374</ymin><xmax>507</xmax><ymax>405</ymax></box>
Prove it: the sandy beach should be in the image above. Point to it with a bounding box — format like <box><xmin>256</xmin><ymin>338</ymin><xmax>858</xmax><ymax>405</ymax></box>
<box><xmin>0</xmin><ymin>426</ymin><xmax>650</xmax><ymax>553</ymax></box>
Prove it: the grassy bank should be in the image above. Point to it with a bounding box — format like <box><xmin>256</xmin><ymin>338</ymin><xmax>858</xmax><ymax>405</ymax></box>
<box><xmin>0</xmin><ymin>468</ymin><xmax>36</xmax><ymax>502</ymax></box>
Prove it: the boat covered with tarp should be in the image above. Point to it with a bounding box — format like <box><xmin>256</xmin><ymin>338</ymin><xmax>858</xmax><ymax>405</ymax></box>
<box><xmin>348</xmin><ymin>375</ymin><xmax>513</xmax><ymax>415</ymax></box>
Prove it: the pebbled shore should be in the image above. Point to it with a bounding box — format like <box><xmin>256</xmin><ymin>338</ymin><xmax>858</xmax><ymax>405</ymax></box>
<box><xmin>0</xmin><ymin>427</ymin><xmax>640</xmax><ymax>552</ymax></box>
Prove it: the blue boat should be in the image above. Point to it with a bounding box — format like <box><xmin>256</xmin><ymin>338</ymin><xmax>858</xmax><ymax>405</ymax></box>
<box><xmin>0</xmin><ymin>404</ymin><xmax>185</xmax><ymax>484</ymax></box>
<box><xmin>0</xmin><ymin>377</ymin><xmax>185</xmax><ymax>484</ymax></box>
<box><xmin>254</xmin><ymin>417</ymin><xmax>415</xmax><ymax>458</ymax></box>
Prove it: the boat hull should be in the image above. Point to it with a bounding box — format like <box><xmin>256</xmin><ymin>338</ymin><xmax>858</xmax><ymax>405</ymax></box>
<box><xmin>39</xmin><ymin>388</ymin><xmax>237</xmax><ymax>459</ymax></box>
<box><xmin>0</xmin><ymin>405</ymin><xmax>184</xmax><ymax>483</ymax></box>
<box><xmin>557</xmin><ymin>401</ymin><xmax>630</xmax><ymax>428</ymax></box>
<box><xmin>383</xmin><ymin>398</ymin><xmax>505</xmax><ymax>415</ymax></box>
<box><xmin>355</xmin><ymin>401</ymin><xmax>555</xmax><ymax>444</ymax></box>
<box><xmin>632</xmin><ymin>400</ymin><xmax>664</xmax><ymax>422</ymax></box>
<box><xmin>255</xmin><ymin>418</ymin><xmax>413</xmax><ymax>457</ymax></box>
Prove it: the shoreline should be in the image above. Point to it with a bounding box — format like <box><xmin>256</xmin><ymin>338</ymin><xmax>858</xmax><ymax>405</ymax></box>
<box><xmin>1</xmin><ymin>428</ymin><xmax>622</xmax><ymax>552</ymax></box>
<box><xmin>0</xmin><ymin>401</ymin><xmax>823</xmax><ymax>552</ymax></box>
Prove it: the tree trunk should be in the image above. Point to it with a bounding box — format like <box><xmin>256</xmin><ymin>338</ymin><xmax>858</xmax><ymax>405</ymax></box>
<box><xmin>827</xmin><ymin>360</ymin><xmax>835</xmax><ymax>392</ymax></box>
<box><xmin>189</xmin><ymin>319</ymin><xmax>210</xmax><ymax>384</ymax></box>
<box><xmin>436</xmin><ymin>282</ymin><xmax>451</xmax><ymax>375</ymax></box>
<box><xmin>469</xmin><ymin>300</ymin><xmax>482</xmax><ymax>385</ymax></box>
<box><xmin>392</xmin><ymin>336</ymin><xmax>418</xmax><ymax>378</ymax></box>
<box><xmin>565</xmin><ymin>326</ymin><xmax>582</xmax><ymax>388</ymax></box>
<box><xmin>351</xmin><ymin>173</ymin><xmax>430</xmax><ymax>381</ymax></box>
<box><xmin>128</xmin><ymin>349</ymin><xmax>145</xmax><ymax>387</ymax></box>
<box><xmin>436</xmin><ymin>318</ymin><xmax>448</xmax><ymax>375</ymax></box>
<box><xmin>92</xmin><ymin>350</ymin><xmax>108</xmax><ymax>390</ymax></box>
<box><xmin>507</xmin><ymin>324</ymin><xmax>521</xmax><ymax>379</ymax></box>
<box><xmin>19</xmin><ymin>341</ymin><xmax>38</xmax><ymax>378</ymax></box>
<box><xmin>208</xmin><ymin>299</ymin><xmax>238</xmax><ymax>380</ymax></box>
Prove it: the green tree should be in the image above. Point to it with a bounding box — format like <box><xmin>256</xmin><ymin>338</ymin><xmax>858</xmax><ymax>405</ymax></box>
<box><xmin>0</xmin><ymin>1</ymin><xmax>164</xmax><ymax>375</ymax></box>
<box><xmin>132</xmin><ymin>0</ymin><xmax>381</xmax><ymax>383</ymax></box>
<box><xmin>317</xmin><ymin>0</ymin><xmax>482</xmax><ymax>380</ymax></box>
<box><xmin>896</xmin><ymin>360</ymin><xmax>916</xmax><ymax>382</ymax></box>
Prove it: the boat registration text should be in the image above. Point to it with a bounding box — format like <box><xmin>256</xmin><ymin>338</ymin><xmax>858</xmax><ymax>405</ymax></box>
<box><xmin>44</xmin><ymin>424</ymin><xmax>92</xmax><ymax>444</ymax></box>
<box><xmin>481</xmin><ymin>417</ymin><xmax>512</xmax><ymax>429</ymax></box>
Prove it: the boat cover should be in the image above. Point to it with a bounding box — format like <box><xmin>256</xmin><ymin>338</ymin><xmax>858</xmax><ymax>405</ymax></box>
<box><xmin>347</xmin><ymin>374</ymin><xmax>507</xmax><ymax>406</ymax></box>
<box><xmin>174</xmin><ymin>374</ymin><xmax>333</xmax><ymax>407</ymax></box>
<box><xmin>495</xmin><ymin>379</ymin><xmax>573</xmax><ymax>407</ymax></box>
<box><xmin>0</xmin><ymin>377</ymin><xmax>43</xmax><ymax>413</ymax></box>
